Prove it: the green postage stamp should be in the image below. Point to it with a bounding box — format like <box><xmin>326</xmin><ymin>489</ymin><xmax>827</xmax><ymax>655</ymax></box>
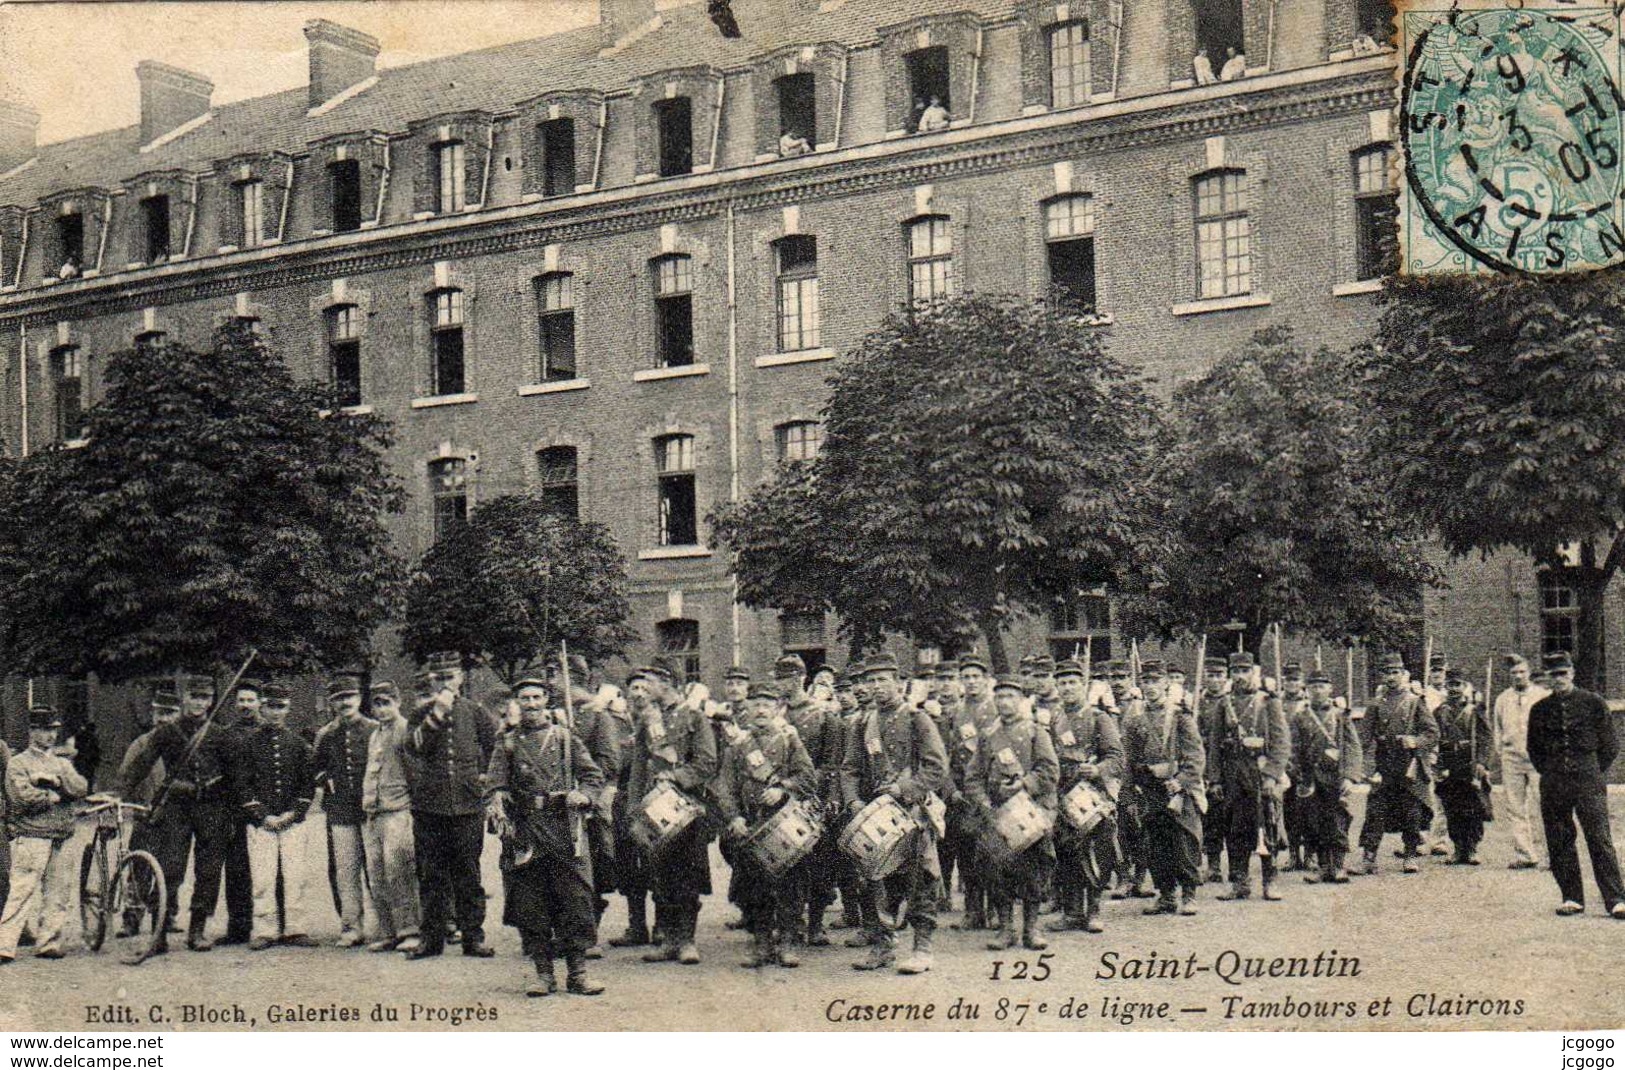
<box><xmin>1400</xmin><ymin>0</ymin><xmax>1625</xmax><ymax>275</ymax></box>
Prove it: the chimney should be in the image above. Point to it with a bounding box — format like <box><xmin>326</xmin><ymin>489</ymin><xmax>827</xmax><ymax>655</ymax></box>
<box><xmin>136</xmin><ymin>61</ymin><xmax>213</xmax><ymax>146</ymax></box>
<box><xmin>0</xmin><ymin>100</ymin><xmax>39</xmax><ymax>174</ymax></box>
<box><xmin>304</xmin><ymin>20</ymin><xmax>380</xmax><ymax>109</ymax></box>
<box><xmin>600</xmin><ymin>0</ymin><xmax>658</xmax><ymax>51</ymax></box>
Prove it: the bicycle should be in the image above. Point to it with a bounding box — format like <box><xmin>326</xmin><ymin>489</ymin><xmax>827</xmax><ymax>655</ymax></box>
<box><xmin>76</xmin><ymin>794</ymin><xmax>167</xmax><ymax>965</ymax></box>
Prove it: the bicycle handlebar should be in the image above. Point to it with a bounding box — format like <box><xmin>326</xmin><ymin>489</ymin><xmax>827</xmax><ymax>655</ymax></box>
<box><xmin>78</xmin><ymin>795</ymin><xmax>150</xmax><ymax>816</ymax></box>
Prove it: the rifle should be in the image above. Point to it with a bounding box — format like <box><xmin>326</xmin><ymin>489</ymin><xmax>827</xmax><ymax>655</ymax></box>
<box><xmin>559</xmin><ymin>640</ymin><xmax>590</xmax><ymax>862</ymax></box>
<box><xmin>149</xmin><ymin>650</ymin><xmax>258</xmax><ymax>824</ymax></box>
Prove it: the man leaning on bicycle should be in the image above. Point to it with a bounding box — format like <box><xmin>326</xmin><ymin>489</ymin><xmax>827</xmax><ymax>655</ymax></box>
<box><xmin>0</xmin><ymin>705</ymin><xmax>89</xmax><ymax>964</ymax></box>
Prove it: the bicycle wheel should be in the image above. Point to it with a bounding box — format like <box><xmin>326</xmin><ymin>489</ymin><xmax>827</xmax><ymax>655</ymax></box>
<box><xmin>79</xmin><ymin>832</ymin><xmax>111</xmax><ymax>952</ymax></box>
<box><xmin>108</xmin><ymin>850</ymin><xmax>167</xmax><ymax>965</ymax></box>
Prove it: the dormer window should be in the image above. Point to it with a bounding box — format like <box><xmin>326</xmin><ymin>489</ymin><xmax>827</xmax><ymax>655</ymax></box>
<box><xmin>906</xmin><ymin>47</ymin><xmax>952</xmax><ymax>132</ymax></box>
<box><xmin>55</xmin><ymin>211</ymin><xmax>84</xmax><ymax>276</ymax></box>
<box><xmin>1049</xmin><ymin>21</ymin><xmax>1091</xmax><ymax>108</ymax></box>
<box><xmin>435</xmin><ymin>141</ymin><xmax>467</xmax><ymax>213</ymax></box>
<box><xmin>655</xmin><ymin>97</ymin><xmax>694</xmax><ymax>177</ymax></box>
<box><xmin>1193</xmin><ymin>0</ymin><xmax>1246</xmax><ymax>83</ymax></box>
<box><xmin>330</xmin><ymin>160</ymin><xmax>362</xmax><ymax>232</ymax></box>
<box><xmin>141</xmin><ymin>194</ymin><xmax>171</xmax><ymax>263</ymax></box>
<box><xmin>776</xmin><ymin>73</ymin><xmax>816</xmax><ymax>155</ymax></box>
<box><xmin>540</xmin><ymin>118</ymin><xmax>577</xmax><ymax>197</ymax></box>
<box><xmin>238</xmin><ymin>180</ymin><xmax>264</xmax><ymax>250</ymax></box>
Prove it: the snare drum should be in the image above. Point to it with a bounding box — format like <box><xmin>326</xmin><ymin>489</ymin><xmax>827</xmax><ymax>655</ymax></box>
<box><xmin>981</xmin><ymin>790</ymin><xmax>1053</xmax><ymax>862</ymax></box>
<box><xmin>744</xmin><ymin>800</ymin><xmax>825</xmax><ymax>878</ymax></box>
<box><xmin>1060</xmin><ymin>780</ymin><xmax>1115</xmax><ymax>834</ymax></box>
<box><xmin>837</xmin><ymin>795</ymin><xmax>917</xmax><ymax>882</ymax></box>
<box><xmin>631</xmin><ymin>782</ymin><xmax>705</xmax><ymax>856</ymax></box>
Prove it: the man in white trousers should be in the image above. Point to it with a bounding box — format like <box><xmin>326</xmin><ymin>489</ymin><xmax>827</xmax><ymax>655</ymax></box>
<box><xmin>1494</xmin><ymin>654</ymin><xmax>1549</xmax><ymax>870</ymax></box>
<box><xmin>241</xmin><ymin>682</ymin><xmax>319</xmax><ymax>949</ymax></box>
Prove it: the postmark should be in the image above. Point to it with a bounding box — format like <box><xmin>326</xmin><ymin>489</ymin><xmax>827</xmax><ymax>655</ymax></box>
<box><xmin>1400</xmin><ymin>2</ymin><xmax>1625</xmax><ymax>274</ymax></box>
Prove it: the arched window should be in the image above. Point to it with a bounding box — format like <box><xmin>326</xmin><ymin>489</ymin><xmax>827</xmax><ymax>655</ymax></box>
<box><xmin>1044</xmin><ymin>194</ymin><xmax>1097</xmax><ymax>312</ymax></box>
<box><xmin>237</xmin><ymin>180</ymin><xmax>264</xmax><ymax>250</ymax></box>
<box><xmin>1048</xmin><ymin>20</ymin><xmax>1090</xmax><ymax>108</ymax></box>
<box><xmin>537</xmin><ymin>446</ymin><xmax>579</xmax><ymax>520</ymax></box>
<box><xmin>327</xmin><ymin>304</ymin><xmax>362</xmax><ymax>407</ymax></box>
<box><xmin>1353</xmin><ymin>145</ymin><xmax>1397</xmax><ymax>280</ymax></box>
<box><xmin>134</xmin><ymin>330</ymin><xmax>167</xmax><ymax>354</ymax></box>
<box><xmin>429</xmin><ymin>457</ymin><xmax>469</xmax><ymax>542</ymax></box>
<box><xmin>774</xmin><ymin>236</ymin><xmax>820</xmax><ymax>352</ymax></box>
<box><xmin>51</xmin><ymin>345</ymin><xmax>85</xmax><ymax>442</ymax></box>
<box><xmin>653</xmin><ymin>255</ymin><xmax>694</xmax><ymax>367</ymax></box>
<box><xmin>775</xmin><ymin>420</ymin><xmax>823</xmax><ymax>464</ymax></box>
<box><xmin>429</xmin><ymin>288</ymin><xmax>465</xmax><ymax>395</ymax></box>
<box><xmin>906</xmin><ymin>216</ymin><xmax>954</xmax><ymax>304</ymax></box>
<box><xmin>655</xmin><ymin>434</ymin><xmax>697</xmax><ymax>546</ymax></box>
<box><xmin>536</xmin><ymin>272</ymin><xmax>576</xmax><ymax>381</ymax></box>
<box><xmin>1193</xmin><ymin>169</ymin><xmax>1251</xmax><ymax>298</ymax></box>
<box><xmin>656</xmin><ymin>618</ymin><xmax>701</xmax><ymax>684</ymax></box>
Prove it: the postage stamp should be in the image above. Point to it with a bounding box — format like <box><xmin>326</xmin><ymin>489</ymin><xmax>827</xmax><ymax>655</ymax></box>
<box><xmin>1399</xmin><ymin>1</ymin><xmax>1625</xmax><ymax>275</ymax></box>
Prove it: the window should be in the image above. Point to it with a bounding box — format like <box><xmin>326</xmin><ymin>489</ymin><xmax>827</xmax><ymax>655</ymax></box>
<box><xmin>537</xmin><ymin>446</ymin><xmax>580</xmax><ymax>520</ymax></box>
<box><xmin>429</xmin><ymin>458</ymin><xmax>469</xmax><ymax>542</ymax></box>
<box><xmin>430</xmin><ymin>289</ymin><xmax>466</xmax><ymax>396</ymax></box>
<box><xmin>776</xmin><ymin>421</ymin><xmax>823</xmax><ymax>464</ymax></box>
<box><xmin>905</xmin><ymin>46</ymin><xmax>952</xmax><ymax>128</ymax></box>
<box><xmin>657</xmin><ymin>618</ymin><xmax>701</xmax><ymax>684</ymax></box>
<box><xmin>1354</xmin><ymin>145</ymin><xmax>1397</xmax><ymax>280</ymax></box>
<box><xmin>1194</xmin><ymin>169</ymin><xmax>1251</xmax><ymax>298</ymax></box>
<box><xmin>330</xmin><ymin>160</ymin><xmax>362</xmax><ymax>233</ymax></box>
<box><xmin>1045</xmin><ymin>195</ymin><xmax>1097</xmax><ymax>313</ymax></box>
<box><xmin>435</xmin><ymin>141</ymin><xmax>467</xmax><ymax>213</ymax></box>
<box><xmin>1049</xmin><ymin>21</ymin><xmax>1091</xmax><ymax>108</ymax></box>
<box><xmin>907</xmin><ymin>216</ymin><xmax>954</xmax><ymax>304</ymax></box>
<box><xmin>238</xmin><ymin>181</ymin><xmax>264</xmax><ymax>250</ymax></box>
<box><xmin>328</xmin><ymin>305</ymin><xmax>362</xmax><ymax>408</ymax></box>
<box><xmin>1048</xmin><ymin>594</ymin><xmax>1112</xmax><ymax>662</ymax></box>
<box><xmin>134</xmin><ymin>331</ymin><xmax>167</xmax><ymax>354</ymax></box>
<box><xmin>1357</xmin><ymin>0</ymin><xmax>1392</xmax><ymax>41</ymax></box>
<box><xmin>781</xmin><ymin>610</ymin><xmax>828</xmax><ymax>675</ymax></box>
<box><xmin>656</xmin><ymin>434</ymin><xmax>698</xmax><ymax>546</ymax></box>
<box><xmin>1193</xmin><ymin>0</ymin><xmax>1245</xmax><ymax>64</ymax></box>
<box><xmin>540</xmin><ymin>118</ymin><xmax>577</xmax><ymax>197</ymax></box>
<box><xmin>56</xmin><ymin>211</ymin><xmax>84</xmax><ymax>272</ymax></box>
<box><xmin>141</xmin><ymin>195</ymin><xmax>170</xmax><ymax>263</ymax></box>
<box><xmin>1539</xmin><ymin>571</ymin><xmax>1580</xmax><ymax>658</ymax></box>
<box><xmin>655</xmin><ymin>97</ymin><xmax>694</xmax><ymax>177</ymax></box>
<box><xmin>535</xmin><ymin>273</ymin><xmax>576</xmax><ymax>381</ymax></box>
<box><xmin>775</xmin><ymin>235</ymin><xmax>820</xmax><ymax>352</ymax></box>
<box><xmin>51</xmin><ymin>346</ymin><xmax>85</xmax><ymax>442</ymax></box>
<box><xmin>653</xmin><ymin>255</ymin><xmax>695</xmax><ymax>367</ymax></box>
<box><xmin>776</xmin><ymin>72</ymin><xmax>816</xmax><ymax>146</ymax></box>
<box><xmin>229</xmin><ymin>316</ymin><xmax>262</xmax><ymax>338</ymax></box>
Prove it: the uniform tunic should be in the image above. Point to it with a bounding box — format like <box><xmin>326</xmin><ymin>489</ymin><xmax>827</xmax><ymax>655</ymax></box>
<box><xmin>1289</xmin><ymin>703</ymin><xmax>1363</xmax><ymax>854</ymax></box>
<box><xmin>714</xmin><ymin>715</ymin><xmax>816</xmax><ymax>931</ymax></box>
<box><xmin>627</xmin><ymin>699</ymin><xmax>718</xmax><ymax>904</ymax></box>
<box><xmin>1122</xmin><ymin>700</ymin><xmax>1205</xmax><ymax>896</ymax></box>
<box><xmin>1050</xmin><ymin>701</ymin><xmax>1125</xmax><ymax>893</ymax></box>
<box><xmin>1214</xmin><ymin>689</ymin><xmax>1291</xmax><ymax>874</ymax></box>
<box><xmin>965</xmin><ymin>713</ymin><xmax>1059</xmax><ymax>901</ymax></box>
<box><xmin>1196</xmin><ymin>693</ymin><xmax>1233</xmax><ymax>865</ymax></box>
<box><xmin>1527</xmin><ymin>687</ymin><xmax>1625</xmax><ymax>909</ymax></box>
<box><xmin>782</xmin><ymin>694</ymin><xmax>845</xmax><ymax>916</ymax></box>
<box><xmin>1434</xmin><ymin>697</ymin><xmax>1493</xmax><ymax>854</ymax></box>
<box><xmin>409</xmin><ymin>695</ymin><xmax>497</xmax><ymax>948</ymax></box>
<box><xmin>1357</xmin><ymin>689</ymin><xmax>1438</xmax><ymax>853</ymax></box>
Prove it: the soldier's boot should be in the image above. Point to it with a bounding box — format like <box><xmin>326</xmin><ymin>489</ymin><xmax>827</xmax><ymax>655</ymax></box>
<box><xmin>1359</xmin><ymin>848</ymin><xmax>1379</xmax><ymax>876</ymax></box>
<box><xmin>1216</xmin><ymin>879</ymin><xmax>1252</xmax><ymax>902</ymax></box>
<box><xmin>677</xmin><ymin>907</ymin><xmax>702</xmax><ymax>965</ymax></box>
<box><xmin>526</xmin><ymin>954</ymin><xmax>558</xmax><ymax>998</ymax></box>
<box><xmin>610</xmin><ymin>895</ymin><xmax>651</xmax><ymax>947</ymax></box>
<box><xmin>740</xmin><ymin>930</ymin><xmax>771</xmax><ymax>969</ymax></box>
<box><xmin>641</xmin><ymin>913</ymin><xmax>681</xmax><ymax>963</ymax></box>
<box><xmin>1021</xmin><ymin>900</ymin><xmax>1048</xmax><ymax>950</ymax></box>
<box><xmin>837</xmin><ymin>896</ymin><xmax>862</xmax><ymax>930</ymax></box>
<box><xmin>185</xmin><ymin>914</ymin><xmax>214</xmax><ymax>953</ymax></box>
<box><xmin>806</xmin><ymin>916</ymin><xmax>831</xmax><ymax>948</ymax></box>
<box><xmin>897</xmin><ymin>929</ymin><xmax>934</xmax><ymax>975</ymax></box>
<box><xmin>1260</xmin><ymin>858</ymin><xmax>1282</xmax><ymax>901</ymax></box>
<box><xmin>564</xmin><ymin>951</ymin><xmax>605</xmax><ymax>996</ymax></box>
<box><xmin>774</xmin><ymin>931</ymin><xmax>801</xmax><ymax>969</ymax></box>
<box><xmin>1085</xmin><ymin>888</ymin><xmax>1106</xmax><ymax>932</ymax></box>
<box><xmin>1401</xmin><ymin>851</ymin><xmax>1421</xmax><ymax>875</ymax></box>
<box><xmin>1178</xmin><ymin>887</ymin><xmax>1199</xmax><ymax>916</ymax></box>
<box><xmin>852</xmin><ymin>930</ymin><xmax>896</xmax><ymax>971</ymax></box>
<box><xmin>1330</xmin><ymin>850</ymin><xmax>1351</xmax><ymax>883</ymax></box>
<box><xmin>1142</xmin><ymin>892</ymin><xmax>1178</xmax><ymax>916</ymax></box>
<box><xmin>986</xmin><ymin>906</ymin><xmax>1016</xmax><ymax>951</ymax></box>
<box><xmin>843</xmin><ymin>927</ymin><xmax>873</xmax><ymax>948</ymax></box>
<box><xmin>1130</xmin><ymin>866</ymin><xmax>1155</xmax><ymax>898</ymax></box>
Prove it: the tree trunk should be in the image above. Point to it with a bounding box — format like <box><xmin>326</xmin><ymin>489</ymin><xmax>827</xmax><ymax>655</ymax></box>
<box><xmin>1574</xmin><ymin>540</ymin><xmax>1611</xmax><ymax>694</ymax></box>
<box><xmin>981</xmin><ymin>617</ymin><xmax>1011</xmax><ymax>675</ymax></box>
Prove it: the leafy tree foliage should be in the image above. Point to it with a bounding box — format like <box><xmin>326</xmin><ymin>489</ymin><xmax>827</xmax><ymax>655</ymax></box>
<box><xmin>1</xmin><ymin>324</ymin><xmax>407</xmax><ymax>682</ymax></box>
<box><xmin>402</xmin><ymin>494</ymin><xmax>637</xmax><ymax>682</ymax></box>
<box><xmin>1125</xmin><ymin>326</ymin><xmax>1438</xmax><ymax>652</ymax></box>
<box><xmin>712</xmin><ymin>294</ymin><xmax>1167</xmax><ymax>670</ymax></box>
<box><xmin>1360</xmin><ymin>273</ymin><xmax>1625</xmax><ymax>688</ymax></box>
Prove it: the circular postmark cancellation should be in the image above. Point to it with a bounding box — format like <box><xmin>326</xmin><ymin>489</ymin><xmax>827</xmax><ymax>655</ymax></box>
<box><xmin>1402</xmin><ymin>7</ymin><xmax>1625</xmax><ymax>274</ymax></box>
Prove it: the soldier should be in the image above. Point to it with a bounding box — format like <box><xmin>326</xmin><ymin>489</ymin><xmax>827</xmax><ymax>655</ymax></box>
<box><xmin>830</xmin><ymin>669</ymin><xmax>868</xmax><ymax>938</ymax></box>
<box><xmin>841</xmin><ymin>652</ymin><xmax>949</xmax><ymax>974</ymax></box>
<box><xmin>967</xmin><ymin>675</ymin><xmax>1059</xmax><ymax>951</ymax></box>
<box><xmin>950</xmin><ymin>654</ymin><xmax>998</xmax><ymax>930</ymax></box>
<box><xmin>116</xmin><ymin>683</ymin><xmax>179</xmax><ymax>945</ymax></box>
<box><xmin>361</xmin><ymin>681</ymin><xmax>422</xmax><ymax>954</ymax></box>
<box><xmin>1276</xmin><ymin>663</ymin><xmax>1310</xmax><ymax>872</ymax></box>
<box><xmin>1526</xmin><ymin>651</ymin><xmax>1625</xmax><ymax>918</ymax></box>
<box><xmin>486</xmin><ymin>670</ymin><xmax>605</xmax><ymax>997</ymax></box>
<box><xmin>716</xmin><ymin>666</ymin><xmax>753</xmax><ymax>933</ymax></box>
<box><xmin>240</xmin><ymin>680</ymin><xmax>318</xmax><ymax>950</ymax></box>
<box><xmin>405</xmin><ymin>653</ymin><xmax>498</xmax><ymax>959</ymax></box>
<box><xmin>928</xmin><ymin>660</ymin><xmax>965</xmax><ymax>911</ymax></box>
<box><xmin>606</xmin><ymin>668</ymin><xmax>654</xmax><ymax>949</ymax></box>
<box><xmin>1029</xmin><ymin>656</ymin><xmax>1062</xmax><ymax>722</ymax></box>
<box><xmin>1194</xmin><ymin>655</ymin><xmax>1231</xmax><ymax>884</ymax></box>
<box><xmin>1354</xmin><ymin>652</ymin><xmax>1439</xmax><ymax>876</ymax></box>
<box><xmin>1047</xmin><ymin>657</ymin><xmax>1124</xmax><ymax>934</ymax></box>
<box><xmin>218</xmin><ymin>678</ymin><xmax>261</xmax><ymax>946</ymax></box>
<box><xmin>548</xmin><ymin>655</ymin><xmax>623</xmax><ymax>955</ymax></box>
<box><xmin>716</xmin><ymin>681</ymin><xmax>818</xmax><ymax>969</ymax></box>
<box><xmin>1419</xmin><ymin>653</ymin><xmax>1453</xmax><ymax>858</ymax></box>
<box><xmin>1122</xmin><ymin>660</ymin><xmax>1205</xmax><ymax>916</ymax></box>
<box><xmin>774</xmin><ymin>653</ymin><xmax>844</xmax><ymax>946</ymax></box>
<box><xmin>312</xmin><ymin>673</ymin><xmax>375</xmax><ymax>948</ymax></box>
<box><xmin>1493</xmin><ymin>653</ymin><xmax>1549</xmax><ymax>870</ymax></box>
<box><xmin>1213</xmin><ymin>652</ymin><xmax>1291</xmax><ymax>903</ymax></box>
<box><xmin>0</xmin><ymin>707</ymin><xmax>89</xmax><ymax>963</ymax></box>
<box><xmin>627</xmin><ymin>658</ymin><xmax>717</xmax><ymax>965</ymax></box>
<box><xmin>1434</xmin><ymin>668</ymin><xmax>1493</xmax><ymax>867</ymax></box>
<box><xmin>1291</xmin><ymin>669</ymin><xmax>1363</xmax><ymax>883</ymax></box>
<box><xmin>1106</xmin><ymin>660</ymin><xmax>1154</xmax><ymax>900</ymax></box>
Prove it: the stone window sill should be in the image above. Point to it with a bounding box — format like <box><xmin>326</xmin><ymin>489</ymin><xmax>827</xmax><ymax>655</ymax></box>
<box><xmin>518</xmin><ymin>378</ymin><xmax>592</xmax><ymax>396</ymax></box>
<box><xmin>62</xmin><ymin>437</ymin><xmax>89</xmax><ymax>450</ymax></box>
<box><xmin>319</xmin><ymin>404</ymin><xmax>376</xmax><ymax>417</ymax></box>
<box><xmin>410</xmin><ymin>392</ymin><xmax>479</xmax><ymax>409</ymax></box>
<box><xmin>1332</xmin><ymin>279</ymin><xmax>1383</xmax><ymax>297</ymax></box>
<box><xmin>1170</xmin><ymin>293</ymin><xmax>1273</xmax><ymax>317</ymax></box>
<box><xmin>637</xmin><ymin>546</ymin><xmax>713</xmax><ymax>561</ymax></box>
<box><xmin>633</xmin><ymin>363</ymin><xmax>710</xmax><ymax>383</ymax></box>
<box><xmin>755</xmin><ymin>348</ymin><xmax>836</xmax><ymax>369</ymax></box>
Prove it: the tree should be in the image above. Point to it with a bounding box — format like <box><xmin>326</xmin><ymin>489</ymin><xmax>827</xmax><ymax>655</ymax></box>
<box><xmin>1124</xmin><ymin>326</ymin><xmax>1439</xmax><ymax>653</ymax></box>
<box><xmin>1</xmin><ymin>324</ymin><xmax>407</xmax><ymax>683</ymax></box>
<box><xmin>712</xmin><ymin>293</ymin><xmax>1167</xmax><ymax>671</ymax></box>
<box><xmin>401</xmin><ymin>494</ymin><xmax>638</xmax><ymax>682</ymax></box>
<box><xmin>1361</xmin><ymin>272</ymin><xmax>1625</xmax><ymax>690</ymax></box>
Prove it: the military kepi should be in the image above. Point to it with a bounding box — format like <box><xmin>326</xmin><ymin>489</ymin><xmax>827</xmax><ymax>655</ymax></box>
<box><xmin>28</xmin><ymin>704</ymin><xmax>62</xmax><ymax>730</ymax></box>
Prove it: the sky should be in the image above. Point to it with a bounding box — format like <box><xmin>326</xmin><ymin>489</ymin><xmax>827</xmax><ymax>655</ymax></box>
<box><xmin>0</xmin><ymin>1</ymin><xmax>617</xmax><ymax>145</ymax></box>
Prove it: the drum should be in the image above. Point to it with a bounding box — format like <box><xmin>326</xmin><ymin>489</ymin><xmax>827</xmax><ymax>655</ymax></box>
<box><xmin>631</xmin><ymin>782</ymin><xmax>705</xmax><ymax>856</ymax></box>
<box><xmin>837</xmin><ymin>795</ymin><xmax>917</xmax><ymax>882</ymax></box>
<box><xmin>1060</xmin><ymin>780</ymin><xmax>1115</xmax><ymax>834</ymax></box>
<box><xmin>982</xmin><ymin>790</ymin><xmax>1053</xmax><ymax>862</ymax></box>
<box><xmin>744</xmin><ymin>799</ymin><xmax>825</xmax><ymax>878</ymax></box>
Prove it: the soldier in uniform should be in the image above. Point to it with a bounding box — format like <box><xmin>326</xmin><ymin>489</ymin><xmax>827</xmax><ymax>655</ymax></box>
<box><xmin>548</xmin><ymin>654</ymin><xmax>622</xmax><ymax>955</ymax></box>
<box><xmin>928</xmin><ymin>660</ymin><xmax>964</xmax><ymax>911</ymax></box>
<box><xmin>360</xmin><ymin>681</ymin><xmax>422</xmax><ymax>954</ymax></box>
<box><xmin>1194</xmin><ymin>656</ymin><xmax>1232</xmax><ymax>884</ymax></box>
<box><xmin>405</xmin><ymin>653</ymin><xmax>497</xmax><ymax>959</ymax></box>
<box><xmin>218</xmin><ymin>679</ymin><xmax>261</xmax><ymax>946</ymax></box>
<box><xmin>1122</xmin><ymin>661</ymin><xmax>1205</xmax><ymax>916</ymax></box>
<box><xmin>1526</xmin><ymin>651</ymin><xmax>1625</xmax><ymax>917</ymax></box>
<box><xmin>841</xmin><ymin>653</ymin><xmax>949</xmax><ymax>974</ymax></box>
<box><xmin>1046</xmin><ymin>657</ymin><xmax>1124</xmax><ymax>933</ymax></box>
<box><xmin>1290</xmin><ymin>669</ymin><xmax>1362</xmax><ymax>883</ymax></box>
<box><xmin>485</xmin><ymin>670</ymin><xmax>605</xmax><ymax>997</ymax></box>
<box><xmin>1276</xmin><ymin>663</ymin><xmax>1310</xmax><ymax>872</ymax></box>
<box><xmin>830</xmin><ymin>670</ymin><xmax>868</xmax><ymax>938</ymax></box>
<box><xmin>239</xmin><ymin>680</ymin><xmax>318</xmax><ymax>950</ymax></box>
<box><xmin>774</xmin><ymin>653</ymin><xmax>844</xmax><ymax>946</ymax></box>
<box><xmin>1106</xmin><ymin>660</ymin><xmax>1154</xmax><ymax>900</ymax></box>
<box><xmin>1355</xmin><ymin>652</ymin><xmax>1439</xmax><ymax>876</ymax></box>
<box><xmin>967</xmin><ymin>675</ymin><xmax>1059</xmax><ymax>951</ymax></box>
<box><xmin>627</xmin><ymin>658</ymin><xmax>717</xmax><ymax>965</ymax></box>
<box><xmin>116</xmin><ymin>683</ymin><xmax>180</xmax><ymax>945</ymax></box>
<box><xmin>716</xmin><ymin>666</ymin><xmax>753</xmax><ymax>933</ymax></box>
<box><xmin>949</xmin><ymin>654</ymin><xmax>997</xmax><ymax>930</ymax></box>
<box><xmin>1419</xmin><ymin>654</ymin><xmax>1453</xmax><ymax>858</ymax></box>
<box><xmin>1434</xmin><ymin>668</ymin><xmax>1493</xmax><ymax>866</ymax></box>
<box><xmin>1028</xmin><ymin>655</ymin><xmax>1062</xmax><ymax>722</ymax></box>
<box><xmin>716</xmin><ymin>681</ymin><xmax>818</xmax><ymax>969</ymax></box>
<box><xmin>1213</xmin><ymin>652</ymin><xmax>1291</xmax><ymax>903</ymax></box>
<box><xmin>606</xmin><ymin>666</ymin><xmax>654</xmax><ymax>948</ymax></box>
<box><xmin>0</xmin><ymin>707</ymin><xmax>89</xmax><ymax>963</ymax></box>
<box><xmin>312</xmin><ymin>673</ymin><xmax>374</xmax><ymax>948</ymax></box>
